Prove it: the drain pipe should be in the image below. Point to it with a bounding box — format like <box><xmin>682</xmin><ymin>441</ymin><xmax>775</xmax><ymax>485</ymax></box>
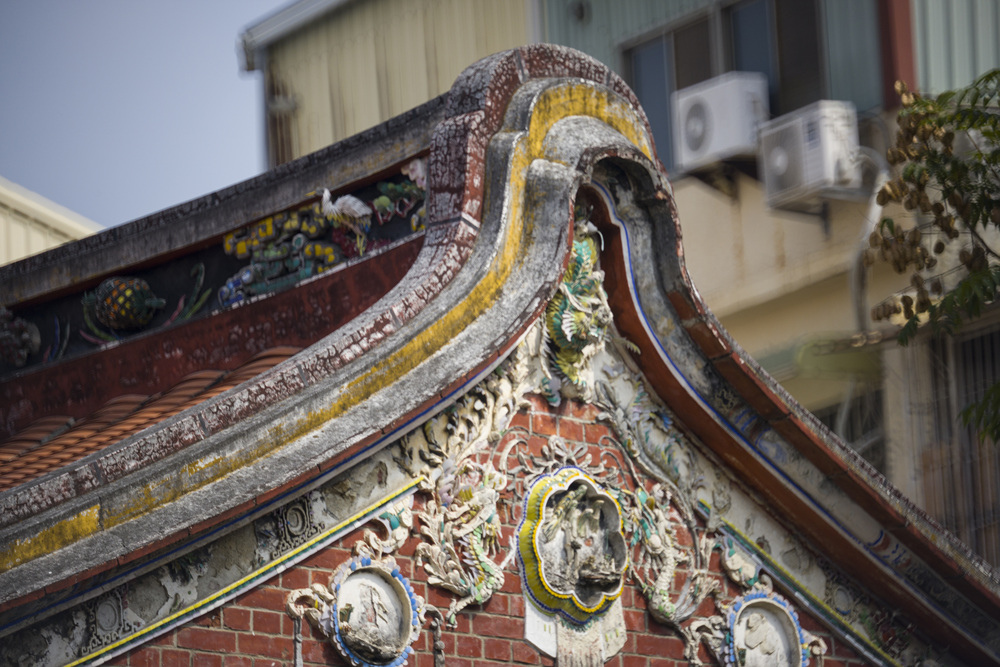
<box><xmin>835</xmin><ymin>146</ymin><xmax>891</xmax><ymax>440</ymax></box>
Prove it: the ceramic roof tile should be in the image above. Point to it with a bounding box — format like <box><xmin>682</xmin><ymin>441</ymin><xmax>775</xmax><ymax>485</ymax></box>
<box><xmin>0</xmin><ymin>347</ymin><xmax>300</xmax><ymax>492</ymax></box>
<box><xmin>91</xmin><ymin>402</ymin><xmax>147</xmax><ymax>421</ymax></box>
<box><xmin>12</xmin><ymin>417</ymin><xmax>74</xmax><ymax>443</ymax></box>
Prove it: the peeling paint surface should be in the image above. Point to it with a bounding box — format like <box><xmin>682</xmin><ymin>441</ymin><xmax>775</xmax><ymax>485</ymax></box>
<box><xmin>0</xmin><ymin>447</ymin><xmax>417</xmax><ymax>666</ymax></box>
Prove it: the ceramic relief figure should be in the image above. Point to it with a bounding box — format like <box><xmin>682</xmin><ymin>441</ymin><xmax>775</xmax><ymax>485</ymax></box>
<box><xmin>741</xmin><ymin>611</ymin><xmax>785</xmax><ymax>666</ymax></box>
<box><xmin>82</xmin><ymin>277</ymin><xmax>165</xmax><ymax>331</ymax></box>
<box><xmin>286</xmin><ymin>551</ymin><xmax>424</xmax><ymax>667</ymax></box>
<box><xmin>530</xmin><ymin>474</ymin><xmax>626</xmax><ymax>612</ymax></box>
<box><xmin>723</xmin><ymin>586</ymin><xmax>823</xmax><ymax>667</ymax></box>
<box><xmin>518</xmin><ymin>467</ymin><xmax>629</xmax><ymax>666</ymax></box>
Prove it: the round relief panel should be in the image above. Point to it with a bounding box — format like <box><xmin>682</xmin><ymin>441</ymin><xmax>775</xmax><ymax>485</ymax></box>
<box><xmin>94</xmin><ymin>597</ymin><xmax>122</xmax><ymax>633</ymax></box>
<box><xmin>725</xmin><ymin>591</ymin><xmax>809</xmax><ymax>667</ymax></box>
<box><xmin>331</xmin><ymin>555</ymin><xmax>421</xmax><ymax>667</ymax></box>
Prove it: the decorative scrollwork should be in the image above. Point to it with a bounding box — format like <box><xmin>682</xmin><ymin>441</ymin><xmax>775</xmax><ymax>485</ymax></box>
<box><xmin>414</xmin><ymin>460</ymin><xmax>511</xmax><ymax>625</ymax></box>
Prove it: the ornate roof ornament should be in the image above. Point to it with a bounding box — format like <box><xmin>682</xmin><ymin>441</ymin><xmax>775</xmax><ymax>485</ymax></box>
<box><xmin>517</xmin><ymin>467</ymin><xmax>628</xmax><ymax>624</ymax></box>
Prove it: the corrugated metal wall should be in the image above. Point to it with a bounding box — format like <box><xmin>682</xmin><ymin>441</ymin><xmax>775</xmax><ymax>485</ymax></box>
<box><xmin>264</xmin><ymin>0</ymin><xmax>900</xmax><ymax>164</ymax></box>
<box><xmin>544</xmin><ymin>0</ymin><xmax>881</xmax><ymax>112</ymax></box>
<box><xmin>0</xmin><ymin>204</ymin><xmax>79</xmax><ymax>266</ymax></box>
<box><xmin>266</xmin><ymin>0</ymin><xmax>529</xmax><ymax>163</ymax></box>
<box><xmin>0</xmin><ymin>179</ymin><xmax>99</xmax><ymax>267</ymax></box>
<box><xmin>911</xmin><ymin>0</ymin><xmax>1000</xmax><ymax>93</ymax></box>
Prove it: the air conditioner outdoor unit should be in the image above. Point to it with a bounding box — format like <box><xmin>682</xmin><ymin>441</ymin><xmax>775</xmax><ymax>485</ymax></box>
<box><xmin>758</xmin><ymin>100</ymin><xmax>862</xmax><ymax>209</ymax></box>
<box><xmin>672</xmin><ymin>72</ymin><xmax>769</xmax><ymax>172</ymax></box>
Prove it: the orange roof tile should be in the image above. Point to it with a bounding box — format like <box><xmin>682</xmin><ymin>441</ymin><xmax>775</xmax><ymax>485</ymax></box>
<box><xmin>0</xmin><ymin>347</ymin><xmax>301</xmax><ymax>493</ymax></box>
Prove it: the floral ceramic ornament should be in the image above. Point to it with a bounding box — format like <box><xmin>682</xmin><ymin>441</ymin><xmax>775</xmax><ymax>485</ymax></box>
<box><xmin>518</xmin><ymin>467</ymin><xmax>628</xmax><ymax>624</ymax></box>
<box><xmin>286</xmin><ymin>553</ymin><xmax>423</xmax><ymax>667</ymax></box>
<box><xmin>517</xmin><ymin>467</ymin><xmax>629</xmax><ymax>665</ymax></box>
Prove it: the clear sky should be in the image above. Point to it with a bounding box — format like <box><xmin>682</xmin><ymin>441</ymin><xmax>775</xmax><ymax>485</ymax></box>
<box><xmin>0</xmin><ymin>0</ymin><xmax>290</xmax><ymax>228</ymax></box>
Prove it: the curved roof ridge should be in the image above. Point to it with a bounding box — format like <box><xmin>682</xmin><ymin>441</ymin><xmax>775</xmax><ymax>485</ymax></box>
<box><xmin>0</xmin><ymin>44</ymin><xmax>996</xmax><ymax>665</ymax></box>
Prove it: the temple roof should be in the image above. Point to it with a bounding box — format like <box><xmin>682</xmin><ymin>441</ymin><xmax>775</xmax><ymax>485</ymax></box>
<box><xmin>1</xmin><ymin>45</ymin><xmax>998</xmax><ymax>665</ymax></box>
<box><xmin>0</xmin><ymin>347</ymin><xmax>299</xmax><ymax>492</ymax></box>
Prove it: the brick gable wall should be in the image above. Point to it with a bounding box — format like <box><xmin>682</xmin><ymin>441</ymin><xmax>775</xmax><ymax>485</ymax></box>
<box><xmin>108</xmin><ymin>395</ymin><xmax>870</xmax><ymax>667</ymax></box>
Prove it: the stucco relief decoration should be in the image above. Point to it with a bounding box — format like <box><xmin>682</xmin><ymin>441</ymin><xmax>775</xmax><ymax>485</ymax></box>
<box><xmin>591</xmin><ymin>351</ymin><xmax>728</xmax><ymax>648</ymax></box>
<box><xmin>500</xmin><ymin>421</ymin><xmax>691</xmax><ymax>664</ymax></box>
<box><xmin>361</xmin><ymin>497</ymin><xmax>415</xmax><ymax>557</ymax></box>
<box><xmin>286</xmin><ymin>551</ymin><xmax>424</xmax><ymax>667</ymax></box>
<box><xmin>85</xmin><ymin>588</ymin><xmax>143</xmax><ymax>652</ymax></box>
<box><xmin>256</xmin><ymin>492</ymin><xmax>322</xmax><ymax>562</ymax></box>
<box><xmin>820</xmin><ymin>563</ymin><xmax>929</xmax><ymax>664</ymax></box>
<box><xmin>512</xmin><ymin>465</ymin><xmax>629</xmax><ymax>666</ymax></box>
<box><xmin>720</xmin><ymin>583</ymin><xmax>826</xmax><ymax>667</ymax></box>
<box><xmin>413</xmin><ymin>458</ymin><xmax>510</xmax><ymax>625</ymax></box>
<box><xmin>399</xmin><ymin>206</ymin><xmax>614</xmax><ymax>630</ymax></box>
<box><xmin>387</xmin><ymin>200</ymin><xmax>832</xmax><ymax>664</ymax></box>
<box><xmin>518</xmin><ymin>467</ymin><xmax>628</xmax><ymax>622</ymax></box>
<box><xmin>395</xmin><ymin>209</ymin><xmax>690</xmax><ymax>643</ymax></box>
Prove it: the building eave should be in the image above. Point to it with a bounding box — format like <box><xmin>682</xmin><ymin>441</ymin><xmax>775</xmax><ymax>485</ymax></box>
<box><xmin>0</xmin><ymin>175</ymin><xmax>102</xmax><ymax>238</ymax></box>
<box><xmin>238</xmin><ymin>0</ymin><xmax>356</xmax><ymax>71</ymax></box>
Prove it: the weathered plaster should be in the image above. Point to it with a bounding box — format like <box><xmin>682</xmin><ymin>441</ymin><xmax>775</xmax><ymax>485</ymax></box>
<box><xmin>0</xmin><ymin>446</ymin><xmax>417</xmax><ymax>666</ymax></box>
<box><xmin>1</xmin><ymin>44</ymin><xmax>998</xmax><ymax>667</ymax></box>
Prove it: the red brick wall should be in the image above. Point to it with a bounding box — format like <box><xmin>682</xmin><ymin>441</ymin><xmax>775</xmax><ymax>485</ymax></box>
<box><xmin>109</xmin><ymin>395</ymin><xmax>871</xmax><ymax>667</ymax></box>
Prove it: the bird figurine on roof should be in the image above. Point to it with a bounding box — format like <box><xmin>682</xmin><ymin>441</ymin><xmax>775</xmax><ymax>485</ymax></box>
<box><xmin>321</xmin><ymin>189</ymin><xmax>372</xmax><ymax>244</ymax></box>
<box><xmin>319</xmin><ymin>189</ymin><xmax>372</xmax><ymax>255</ymax></box>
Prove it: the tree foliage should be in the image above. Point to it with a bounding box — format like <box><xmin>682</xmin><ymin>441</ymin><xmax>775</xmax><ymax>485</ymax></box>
<box><xmin>867</xmin><ymin>70</ymin><xmax>1000</xmax><ymax>441</ymax></box>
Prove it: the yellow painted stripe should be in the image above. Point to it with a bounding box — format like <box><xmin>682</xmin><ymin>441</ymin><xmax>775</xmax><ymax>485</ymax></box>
<box><xmin>523</xmin><ymin>82</ymin><xmax>653</xmax><ymax>162</ymax></box>
<box><xmin>67</xmin><ymin>476</ymin><xmax>424</xmax><ymax>666</ymax></box>
<box><xmin>0</xmin><ymin>505</ymin><xmax>100</xmax><ymax>572</ymax></box>
<box><xmin>22</xmin><ymin>79</ymin><xmax>654</xmax><ymax>566</ymax></box>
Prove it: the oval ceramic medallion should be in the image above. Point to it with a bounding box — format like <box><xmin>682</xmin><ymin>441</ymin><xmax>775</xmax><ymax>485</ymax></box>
<box><xmin>725</xmin><ymin>590</ymin><xmax>810</xmax><ymax>667</ymax></box>
<box><xmin>332</xmin><ymin>555</ymin><xmax>421</xmax><ymax>667</ymax></box>
<box><xmin>517</xmin><ymin>467</ymin><xmax>628</xmax><ymax>624</ymax></box>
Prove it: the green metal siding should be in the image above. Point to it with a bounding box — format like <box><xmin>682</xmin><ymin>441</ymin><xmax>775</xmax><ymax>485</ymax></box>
<box><xmin>545</xmin><ymin>0</ymin><xmax>882</xmax><ymax>113</ymax></box>
<box><xmin>542</xmin><ymin>0</ymin><xmax>711</xmax><ymax>73</ymax></box>
<box><xmin>912</xmin><ymin>0</ymin><xmax>1000</xmax><ymax>93</ymax></box>
<box><xmin>822</xmin><ymin>0</ymin><xmax>882</xmax><ymax>112</ymax></box>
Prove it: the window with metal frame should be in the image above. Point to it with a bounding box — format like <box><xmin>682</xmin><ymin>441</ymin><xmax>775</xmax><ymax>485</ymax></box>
<box><xmin>624</xmin><ymin>0</ymin><xmax>824</xmax><ymax>171</ymax></box>
<box><xmin>925</xmin><ymin>326</ymin><xmax>1000</xmax><ymax>568</ymax></box>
